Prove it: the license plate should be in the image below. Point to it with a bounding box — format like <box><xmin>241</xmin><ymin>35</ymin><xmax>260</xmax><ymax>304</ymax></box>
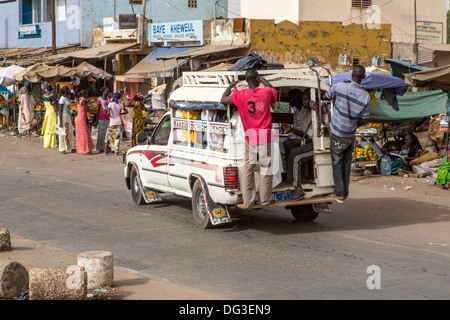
<box><xmin>313</xmin><ymin>203</ymin><xmax>331</xmax><ymax>213</ymax></box>
<box><xmin>272</xmin><ymin>191</ymin><xmax>292</xmax><ymax>201</ymax></box>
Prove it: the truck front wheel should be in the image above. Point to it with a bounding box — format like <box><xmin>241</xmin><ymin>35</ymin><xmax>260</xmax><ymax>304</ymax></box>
<box><xmin>290</xmin><ymin>205</ymin><xmax>319</xmax><ymax>222</ymax></box>
<box><xmin>192</xmin><ymin>180</ymin><xmax>213</xmax><ymax>229</ymax></box>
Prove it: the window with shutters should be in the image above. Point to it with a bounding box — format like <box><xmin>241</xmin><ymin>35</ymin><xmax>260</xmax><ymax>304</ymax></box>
<box><xmin>352</xmin><ymin>0</ymin><xmax>372</xmax><ymax>8</ymax></box>
<box><xmin>188</xmin><ymin>0</ymin><xmax>197</xmax><ymax>8</ymax></box>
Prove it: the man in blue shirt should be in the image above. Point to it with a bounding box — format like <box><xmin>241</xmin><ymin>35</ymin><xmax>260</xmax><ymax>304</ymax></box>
<box><xmin>325</xmin><ymin>65</ymin><xmax>371</xmax><ymax>202</ymax></box>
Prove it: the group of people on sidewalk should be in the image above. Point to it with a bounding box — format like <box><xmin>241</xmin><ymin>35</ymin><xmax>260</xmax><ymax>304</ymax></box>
<box><xmin>17</xmin><ymin>83</ymin><xmax>147</xmax><ymax>156</ymax></box>
<box><xmin>221</xmin><ymin>66</ymin><xmax>371</xmax><ymax>208</ymax></box>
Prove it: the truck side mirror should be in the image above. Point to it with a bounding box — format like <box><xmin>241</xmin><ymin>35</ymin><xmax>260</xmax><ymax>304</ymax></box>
<box><xmin>136</xmin><ymin>132</ymin><xmax>149</xmax><ymax>145</ymax></box>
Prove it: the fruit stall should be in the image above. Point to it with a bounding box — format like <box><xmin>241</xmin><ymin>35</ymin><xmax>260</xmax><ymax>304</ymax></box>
<box><xmin>352</xmin><ymin>124</ymin><xmax>383</xmax><ymax>175</ymax></box>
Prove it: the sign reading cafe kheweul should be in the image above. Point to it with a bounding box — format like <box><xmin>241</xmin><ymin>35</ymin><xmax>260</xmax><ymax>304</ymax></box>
<box><xmin>149</xmin><ymin>20</ymin><xmax>203</xmax><ymax>46</ymax></box>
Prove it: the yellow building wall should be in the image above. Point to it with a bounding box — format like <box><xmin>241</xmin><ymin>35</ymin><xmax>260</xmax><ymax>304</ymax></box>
<box><xmin>249</xmin><ymin>20</ymin><xmax>392</xmax><ymax>72</ymax></box>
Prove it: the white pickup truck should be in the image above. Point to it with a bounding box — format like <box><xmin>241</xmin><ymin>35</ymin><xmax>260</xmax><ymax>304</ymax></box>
<box><xmin>123</xmin><ymin>68</ymin><xmax>337</xmax><ymax>228</ymax></box>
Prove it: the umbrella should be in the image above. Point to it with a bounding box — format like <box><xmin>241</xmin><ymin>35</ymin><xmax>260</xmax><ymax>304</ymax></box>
<box><xmin>0</xmin><ymin>65</ymin><xmax>25</xmax><ymax>86</ymax></box>
<box><xmin>14</xmin><ymin>63</ymin><xmax>90</xmax><ymax>84</ymax></box>
<box><xmin>73</xmin><ymin>62</ymin><xmax>113</xmax><ymax>80</ymax></box>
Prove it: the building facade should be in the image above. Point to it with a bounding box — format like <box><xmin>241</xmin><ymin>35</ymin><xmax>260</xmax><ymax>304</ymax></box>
<box><xmin>0</xmin><ymin>0</ymin><xmax>230</xmax><ymax>49</ymax></box>
<box><xmin>240</xmin><ymin>0</ymin><xmax>448</xmax><ymax>63</ymax></box>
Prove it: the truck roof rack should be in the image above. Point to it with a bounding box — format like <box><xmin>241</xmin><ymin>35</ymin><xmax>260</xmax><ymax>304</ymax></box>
<box><xmin>182</xmin><ymin>68</ymin><xmax>333</xmax><ymax>88</ymax></box>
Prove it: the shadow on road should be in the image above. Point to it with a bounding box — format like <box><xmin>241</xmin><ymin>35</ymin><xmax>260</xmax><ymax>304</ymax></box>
<box><xmin>212</xmin><ymin>197</ymin><xmax>450</xmax><ymax>235</ymax></box>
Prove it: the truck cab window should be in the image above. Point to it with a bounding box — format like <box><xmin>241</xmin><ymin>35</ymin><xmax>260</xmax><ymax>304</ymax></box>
<box><xmin>151</xmin><ymin>116</ymin><xmax>171</xmax><ymax>146</ymax></box>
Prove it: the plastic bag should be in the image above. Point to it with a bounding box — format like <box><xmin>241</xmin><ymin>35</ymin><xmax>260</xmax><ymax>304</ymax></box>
<box><xmin>380</xmin><ymin>154</ymin><xmax>392</xmax><ymax>176</ymax></box>
<box><xmin>229</xmin><ymin>53</ymin><xmax>269</xmax><ymax>71</ymax></box>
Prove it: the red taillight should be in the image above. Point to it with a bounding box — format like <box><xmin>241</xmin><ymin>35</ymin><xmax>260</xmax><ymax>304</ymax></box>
<box><xmin>224</xmin><ymin>167</ymin><xmax>239</xmax><ymax>191</ymax></box>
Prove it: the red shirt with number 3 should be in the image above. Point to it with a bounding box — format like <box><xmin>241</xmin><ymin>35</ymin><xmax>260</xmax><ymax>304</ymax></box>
<box><xmin>231</xmin><ymin>87</ymin><xmax>277</xmax><ymax>146</ymax></box>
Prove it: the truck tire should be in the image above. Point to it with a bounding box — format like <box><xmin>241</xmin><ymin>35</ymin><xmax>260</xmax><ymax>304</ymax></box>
<box><xmin>130</xmin><ymin>167</ymin><xmax>146</xmax><ymax>205</ymax></box>
<box><xmin>192</xmin><ymin>180</ymin><xmax>213</xmax><ymax>229</ymax></box>
<box><xmin>290</xmin><ymin>205</ymin><xmax>319</xmax><ymax>222</ymax></box>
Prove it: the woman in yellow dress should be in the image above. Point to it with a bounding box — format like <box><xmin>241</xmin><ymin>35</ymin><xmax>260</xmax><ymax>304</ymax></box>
<box><xmin>41</xmin><ymin>85</ymin><xmax>58</xmax><ymax>149</ymax></box>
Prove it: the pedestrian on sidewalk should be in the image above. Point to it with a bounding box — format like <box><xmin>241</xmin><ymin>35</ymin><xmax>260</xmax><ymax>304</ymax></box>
<box><xmin>58</xmin><ymin>86</ymin><xmax>75</xmax><ymax>154</ymax></box>
<box><xmin>95</xmin><ymin>87</ymin><xmax>110</xmax><ymax>153</ymax></box>
<box><xmin>17</xmin><ymin>84</ymin><xmax>35</xmax><ymax>138</ymax></box>
<box><xmin>75</xmin><ymin>90</ymin><xmax>94</xmax><ymax>155</ymax></box>
<box><xmin>104</xmin><ymin>92</ymin><xmax>127</xmax><ymax>156</ymax></box>
<box><xmin>127</xmin><ymin>92</ymin><xmax>145</xmax><ymax>148</ymax></box>
<box><xmin>41</xmin><ymin>85</ymin><xmax>58</xmax><ymax>149</ymax></box>
<box><xmin>221</xmin><ymin>70</ymin><xmax>278</xmax><ymax>208</ymax></box>
<box><xmin>325</xmin><ymin>65</ymin><xmax>371</xmax><ymax>202</ymax></box>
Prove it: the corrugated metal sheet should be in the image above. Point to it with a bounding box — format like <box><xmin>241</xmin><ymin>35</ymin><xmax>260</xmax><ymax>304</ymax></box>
<box><xmin>156</xmin><ymin>45</ymin><xmax>249</xmax><ymax>61</ymax></box>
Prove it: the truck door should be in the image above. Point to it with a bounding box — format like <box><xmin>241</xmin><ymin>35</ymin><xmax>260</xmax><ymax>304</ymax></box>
<box><xmin>140</xmin><ymin>115</ymin><xmax>172</xmax><ymax>192</ymax></box>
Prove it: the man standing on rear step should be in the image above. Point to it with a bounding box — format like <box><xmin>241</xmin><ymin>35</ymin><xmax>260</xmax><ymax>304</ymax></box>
<box><xmin>324</xmin><ymin>65</ymin><xmax>371</xmax><ymax>202</ymax></box>
<box><xmin>221</xmin><ymin>70</ymin><xmax>278</xmax><ymax>209</ymax></box>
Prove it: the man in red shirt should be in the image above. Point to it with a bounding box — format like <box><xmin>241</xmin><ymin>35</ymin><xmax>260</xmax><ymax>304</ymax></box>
<box><xmin>221</xmin><ymin>70</ymin><xmax>278</xmax><ymax>208</ymax></box>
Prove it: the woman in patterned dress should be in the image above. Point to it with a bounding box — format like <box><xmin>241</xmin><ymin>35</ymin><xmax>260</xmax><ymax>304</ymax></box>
<box><xmin>128</xmin><ymin>92</ymin><xmax>145</xmax><ymax>148</ymax></box>
<box><xmin>75</xmin><ymin>90</ymin><xmax>94</xmax><ymax>155</ymax></box>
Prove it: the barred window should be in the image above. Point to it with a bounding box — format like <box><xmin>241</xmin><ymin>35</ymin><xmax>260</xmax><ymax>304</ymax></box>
<box><xmin>188</xmin><ymin>0</ymin><xmax>197</xmax><ymax>8</ymax></box>
<box><xmin>352</xmin><ymin>0</ymin><xmax>372</xmax><ymax>8</ymax></box>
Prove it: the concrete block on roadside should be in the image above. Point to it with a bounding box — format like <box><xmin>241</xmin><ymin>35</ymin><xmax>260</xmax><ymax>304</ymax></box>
<box><xmin>77</xmin><ymin>251</ymin><xmax>114</xmax><ymax>290</ymax></box>
<box><xmin>29</xmin><ymin>266</ymin><xmax>87</xmax><ymax>300</ymax></box>
<box><xmin>0</xmin><ymin>261</ymin><xmax>29</xmax><ymax>299</ymax></box>
<box><xmin>0</xmin><ymin>228</ymin><xmax>11</xmax><ymax>251</ymax></box>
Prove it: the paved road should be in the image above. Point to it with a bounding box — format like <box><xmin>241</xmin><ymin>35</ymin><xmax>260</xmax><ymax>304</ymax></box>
<box><xmin>1</xmin><ymin>136</ymin><xmax>450</xmax><ymax>299</ymax></box>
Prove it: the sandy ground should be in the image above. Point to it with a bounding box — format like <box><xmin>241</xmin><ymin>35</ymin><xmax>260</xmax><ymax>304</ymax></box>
<box><xmin>2</xmin><ymin>236</ymin><xmax>222</xmax><ymax>300</ymax></box>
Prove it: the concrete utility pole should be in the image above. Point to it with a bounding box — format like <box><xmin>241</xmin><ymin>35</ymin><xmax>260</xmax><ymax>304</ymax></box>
<box><xmin>414</xmin><ymin>0</ymin><xmax>418</xmax><ymax>64</ymax></box>
<box><xmin>51</xmin><ymin>0</ymin><xmax>56</xmax><ymax>55</ymax></box>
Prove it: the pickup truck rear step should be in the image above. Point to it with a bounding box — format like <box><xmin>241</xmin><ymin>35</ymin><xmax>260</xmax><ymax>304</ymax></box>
<box><xmin>237</xmin><ymin>195</ymin><xmax>336</xmax><ymax>210</ymax></box>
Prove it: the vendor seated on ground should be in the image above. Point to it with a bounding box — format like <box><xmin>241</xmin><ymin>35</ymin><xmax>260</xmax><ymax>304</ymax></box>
<box><xmin>400</xmin><ymin>133</ymin><xmax>422</xmax><ymax>164</ymax></box>
<box><xmin>283</xmin><ymin>90</ymin><xmax>328</xmax><ymax>201</ymax></box>
<box><xmin>384</xmin><ymin>133</ymin><xmax>423</xmax><ymax>174</ymax></box>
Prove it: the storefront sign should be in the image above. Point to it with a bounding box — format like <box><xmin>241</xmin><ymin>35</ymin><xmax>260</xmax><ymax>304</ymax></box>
<box><xmin>149</xmin><ymin>20</ymin><xmax>203</xmax><ymax>46</ymax></box>
<box><xmin>119</xmin><ymin>14</ymin><xmax>138</xmax><ymax>30</ymax></box>
<box><xmin>103</xmin><ymin>17</ymin><xmax>119</xmax><ymax>32</ymax></box>
<box><xmin>18</xmin><ymin>25</ymin><xmax>41</xmax><ymax>39</ymax></box>
<box><xmin>416</xmin><ymin>21</ymin><xmax>443</xmax><ymax>44</ymax></box>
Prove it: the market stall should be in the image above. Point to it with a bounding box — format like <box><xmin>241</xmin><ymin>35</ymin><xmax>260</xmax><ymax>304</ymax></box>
<box><xmin>405</xmin><ymin>64</ymin><xmax>450</xmax><ymax>157</ymax></box>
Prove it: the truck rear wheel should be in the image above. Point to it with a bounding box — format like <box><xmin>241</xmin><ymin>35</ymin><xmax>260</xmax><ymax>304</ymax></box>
<box><xmin>130</xmin><ymin>167</ymin><xmax>146</xmax><ymax>205</ymax></box>
<box><xmin>192</xmin><ymin>180</ymin><xmax>213</xmax><ymax>229</ymax></box>
<box><xmin>290</xmin><ymin>205</ymin><xmax>319</xmax><ymax>222</ymax></box>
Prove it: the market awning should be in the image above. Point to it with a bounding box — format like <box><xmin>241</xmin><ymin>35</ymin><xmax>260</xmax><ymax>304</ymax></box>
<box><xmin>326</xmin><ymin>70</ymin><xmax>410</xmax><ymax>112</ymax></box>
<box><xmin>64</xmin><ymin>43</ymin><xmax>139</xmax><ymax>60</ymax></box>
<box><xmin>73</xmin><ymin>62</ymin><xmax>113</xmax><ymax>80</ymax></box>
<box><xmin>114</xmin><ymin>75</ymin><xmax>145</xmax><ymax>83</ymax></box>
<box><xmin>169</xmin><ymin>86</ymin><xmax>226</xmax><ymax>103</ymax></box>
<box><xmin>157</xmin><ymin>45</ymin><xmax>249</xmax><ymax>61</ymax></box>
<box><xmin>405</xmin><ymin>64</ymin><xmax>450</xmax><ymax>91</ymax></box>
<box><xmin>125</xmin><ymin>47</ymin><xmax>192</xmax><ymax>76</ymax></box>
<box><xmin>369</xmin><ymin>90</ymin><xmax>448</xmax><ymax>122</ymax></box>
<box><xmin>384</xmin><ymin>59</ymin><xmax>428</xmax><ymax>79</ymax></box>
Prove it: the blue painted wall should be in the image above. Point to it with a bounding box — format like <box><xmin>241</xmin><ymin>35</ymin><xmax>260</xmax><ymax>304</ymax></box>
<box><xmin>0</xmin><ymin>0</ymin><xmax>82</xmax><ymax>49</ymax></box>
